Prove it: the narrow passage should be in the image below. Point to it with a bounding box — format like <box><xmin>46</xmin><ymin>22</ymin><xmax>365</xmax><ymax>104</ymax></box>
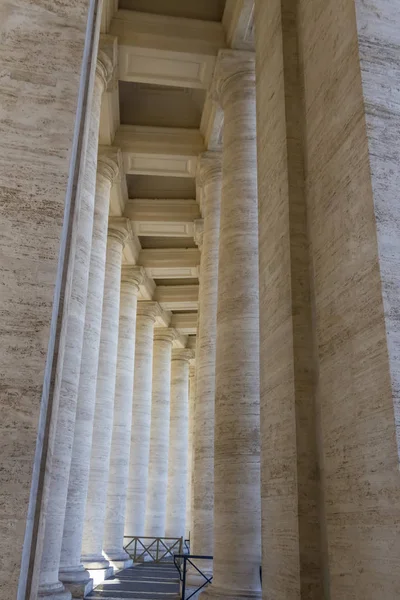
<box><xmin>87</xmin><ymin>562</ymin><xmax>180</xmax><ymax>600</ymax></box>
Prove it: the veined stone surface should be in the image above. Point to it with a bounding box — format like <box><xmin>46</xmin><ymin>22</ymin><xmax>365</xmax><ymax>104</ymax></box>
<box><xmin>0</xmin><ymin>1</ymin><xmax>92</xmax><ymax>597</ymax></box>
<box><xmin>103</xmin><ymin>266</ymin><xmax>144</xmax><ymax>565</ymax></box>
<box><xmin>165</xmin><ymin>348</ymin><xmax>194</xmax><ymax>538</ymax></box>
<box><xmin>125</xmin><ymin>302</ymin><xmax>159</xmax><ymax>537</ymax></box>
<box><xmin>82</xmin><ymin>219</ymin><xmax>130</xmax><ymax>569</ymax></box>
<box><xmin>145</xmin><ymin>328</ymin><xmax>176</xmax><ymax>536</ymax></box>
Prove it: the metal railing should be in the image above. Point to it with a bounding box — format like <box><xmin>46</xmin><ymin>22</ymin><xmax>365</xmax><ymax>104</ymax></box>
<box><xmin>174</xmin><ymin>554</ymin><xmax>213</xmax><ymax>600</ymax></box>
<box><xmin>124</xmin><ymin>536</ymin><xmax>183</xmax><ymax>563</ymax></box>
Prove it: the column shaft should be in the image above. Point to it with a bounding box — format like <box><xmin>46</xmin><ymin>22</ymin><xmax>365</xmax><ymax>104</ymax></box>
<box><xmin>145</xmin><ymin>328</ymin><xmax>176</xmax><ymax>537</ymax></box>
<box><xmin>191</xmin><ymin>155</ymin><xmax>221</xmax><ymax>562</ymax></box>
<box><xmin>81</xmin><ymin>218</ymin><xmax>130</xmax><ymax>569</ymax></box>
<box><xmin>38</xmin><ymin>45</ymin><xmax>107</xmax><ymax>600</ymax></box>
<box><xmin>125</xmin><ymin>302</ymin><xmax>159</xmax><ymax>536</ymax></box>
<box><xmin>103</xmin><ymin>267</ymin><xmax>144</xmax><ymax>566</ymax></box>
<box><xmin>185</xmin><ymin>363</ymin><xmax>196</xmax><ymax>540</ymax></box>
<box><xmin>203</xmin><ymin>51</ymin><xmax>261</xmax><ymax>600</ymax></box>
<box><xmin>166</xmin><ymin>349</ymin><xmax>194</xmax><ymax>538</ymax></box>
<box><xmin>59</xmin><ymin>150</ymin><xmax>119</xmax><ymax>591</ymax></box>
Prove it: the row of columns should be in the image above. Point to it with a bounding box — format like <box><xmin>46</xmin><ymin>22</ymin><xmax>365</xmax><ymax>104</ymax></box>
<box><xmin>37</xmin><ymin>45</ymin><xmax>195</xmax><ymax>600</ymax></box>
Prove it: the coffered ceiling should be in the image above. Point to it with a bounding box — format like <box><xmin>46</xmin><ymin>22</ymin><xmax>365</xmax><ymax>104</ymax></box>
<box><xmin>100</xmin><ymin>0</ymin><xmax>254</xmax><ymax>339</ymax></box>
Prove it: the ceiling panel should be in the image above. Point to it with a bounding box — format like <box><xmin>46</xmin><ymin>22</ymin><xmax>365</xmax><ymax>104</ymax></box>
<box><xmin>127</xmin><ymin>174</ymin><xmax>196</xmax><ymax>199</ymax></box>
<box><xmin>118</xmin><ymin>0</ymin><xmax>226</xmax><ymax>22</ymax></box>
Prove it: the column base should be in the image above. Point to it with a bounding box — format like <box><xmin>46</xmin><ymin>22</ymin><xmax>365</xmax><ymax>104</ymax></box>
<box><xmin>82</xmin><ymin>555</ymin><xmax>110</xmax><ymax>570</ymax></box>
<box><xmin>200</xmin><ymin>584</ymin><xmax>262</xmax><ymax>600</ymax></box>
<box><xmin>108</xmin><ymin>557</ymin><xmax>133</xmax><ymax>571</ymax></box>
<box><xmin>104</xmin><ymin>549</ymin><xmax>133</xmax><ymax>571</ymax></box>
<box><xmin>59</xmin><ymin>565</ymin><xmax>93</xmax><ymax>599</ymax></box>
<box><xmin>87</xmin><ymin>567</ymin><xmax>114</xmax><ymax>588</ymax></box>
<box><xmin>38</xmin><ymin>581</ymin><xmax>72</xmax><ymax>600</ymax></box>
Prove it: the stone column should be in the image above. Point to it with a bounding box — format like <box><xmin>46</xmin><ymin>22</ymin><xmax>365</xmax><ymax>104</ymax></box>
<box><xmin>103</xmin><ymin>266</ymin><xmax>145</xmax><ymax>568</ymax></box>
<box><xmin>81</xmin><ymin>218</ymin><xmax>131</xmax><ymax>571</ymax></box>
<box><xmin>37</xmin><ymin>49</ymin><xmax>113</xmax><ymax>600</ymax></box>
<box><xmin>59</xmin><ymin>150</ymin><xmax>120</xmax><ymax>595</ymax></box>
<box><xmin>190</xmin><ymin>154</ymin><xmax>221</xmax><ymax>571</ymax></box>
<box><xmin>185</xmin><ymin>362</ymin><xmax>196</xmax><ymax>540</ymax></box>
<box><xmin>202</xmin><ymin>51</ymin><xmax>261</xmax><ymax>600</ymax></box>
<box><xmin>145</xmin><ymin>328</ymin><xmax>177</xmax><ymax>537</ymax></box>
<box><xmin>125</xmin><ymin>302</ymin><xmax>161</xmax><ymax>537</ymax></box>
<box><xmin>165</xmin><ymin>349</ymin><xmax>194</xmax><ymax>538</ymax></box>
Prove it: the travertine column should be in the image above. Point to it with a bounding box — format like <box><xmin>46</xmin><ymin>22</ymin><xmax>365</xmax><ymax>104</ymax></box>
<box><xmin>38</xmin><ymin>50</ymin><xmax>112</xmax><ymax>600</ymax></box>
<box><xmin>81</xmin><ymin>218</ymin><xmax>131</xmax><ymax>570</ymax></box>
<box><xmin>103</xmin><ymin>266</ymin><xmax>144</xmax><ymax>567</ymax></box>
<box><xmin>202</xmin><ymin>51</ymin><xmax>261</xmax><ymax>600</ymax></box>
<box><xmin>166</xmin><ymin>349</ymin><xmax>194</xmax><ymax>538</ymax></box>
<box><xmin>190</xmin><ymin>154</ymin><xmax>221</xmax><ymax>568</ymax></box>
<box><xmin>185</xmin><ymin>362</ymin><xmax>196</xmax><ymax>539</ymax></box>
<box><xmin>145</xmin><ymin>328</ymin><xmax>177</xmax><ymax>536</ymax></box>
<box><xmin>59</xmin><ymin>150</ymin><xmax>120</xmax><ymax>593</ymax></box>
<box><xmin>125</xmin><ymin>302</ymin><xmax>161</xmax><ymax>536</ymax></box>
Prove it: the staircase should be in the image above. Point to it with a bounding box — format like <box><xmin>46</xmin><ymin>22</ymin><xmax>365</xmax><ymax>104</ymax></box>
<box><xmin>86</xmin><ymin>562</ymin><xmax>180</xmax><ymax>600</ymax></box>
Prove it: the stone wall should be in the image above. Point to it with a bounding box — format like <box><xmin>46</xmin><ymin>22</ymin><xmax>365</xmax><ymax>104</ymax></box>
<box><xmin>0</xmin><ymin>1</ymin><xmax>93</xmax><ymax>597</ymax></box>
<box><xmin>298</xmin><ymin>0</ymin><xmax>400</xmax><ymax>596</ymax></box>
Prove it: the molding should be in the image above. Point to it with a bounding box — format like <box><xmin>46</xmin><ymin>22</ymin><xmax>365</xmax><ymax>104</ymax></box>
<box><xmin>171</xmin><ymin>313</ymin><xmax>198</xmax><ymax>335</ymax></box>
<box><xmin>101</xmin><ymin>0</ymin><xmax>118</xmax><ymax>34</ymax></box>
<box><xmin>153</xmin><ymin>327</ymin><xmax>177</xmax><ymax>343</ymax></box>
<box><xmin>108</xmin><ymin>216</ymin><xmax>132</xmax><ymax>245</ymax></box>
<box><xmin>114</xmin><ymin>125</ymin><xmax>205</xmax><ymax>178</ymax></box>
<box><xmin>171</xmin><ymin>347</ymin><xmax>195</xmax><ymax>362</ymax></box>
<box><xmin>125</xmin><ymin>198</ymin><xmax>200</xmax><ymax>237</ymax></box>
<box><xmin>155</xmin><ymin>285</ymin><xmax>199</xmax><ymax>311</ymax></box>
<box><xmin>111</xmin><ymin>10</ymin><xmax>225</xmax><ymax>89</ymax></box>
<box><xmin>222</xmin><ymin>0</ymin><xmax>255</xmax><ymax>51</ymax></box>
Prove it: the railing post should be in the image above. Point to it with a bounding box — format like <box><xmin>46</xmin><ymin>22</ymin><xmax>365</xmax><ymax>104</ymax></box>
<box><xmin>182</xmin><ymin>556</ymin><xmax>187</xmax><ymax>600</ymax></box>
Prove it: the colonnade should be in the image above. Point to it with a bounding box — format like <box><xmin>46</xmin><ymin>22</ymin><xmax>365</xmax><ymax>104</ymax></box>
<box><xmin>8</xmin><ymin>2</ymin><xmax>400</xmax><ymax>600</ymax></box>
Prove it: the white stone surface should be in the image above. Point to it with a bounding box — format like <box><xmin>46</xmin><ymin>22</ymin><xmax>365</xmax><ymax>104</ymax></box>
<box><xmin>37</xmin><ymin>43</ymin><xmax>109</xmax><ymax>600</ymax></box>
<box><xmin>185</xmin><ymin>363</ymin><xmax>196</xmax><ymax>540</ymax></box>
<box><xmin>190</xmin><ymin>154</ymin><xmax>221</xmax><ymax>566</ymax></box>
<box><xmin>82</xmin><ymin>218</ymin><xmax>131</xmax><ymax>569</ymax></box>
<box><xmin>59</xmin><ymin>93</ymin><xmax>118</xmax><ymax>598</ymax></box>
<box><xmin>125</xmin><ymin>302</ymin><xmax>160</xmax><ymax>536</ymax></box>
<box><xmin>103</xmin><ymin>266</ymin><xmax>144</xmax><ymax>566</ymax></box>
<box><xmin>165</xmin><ymin>349</ymin><xmax>194</xmax><ymax>538</ymax></box>
<box><xmin>145</xmin><ymin>328</ymin><xmax>177</xmax><ymax>536</ymax></box>
<box><xmin>202</xmin><ymin>50</ymin><xmax>261</xmax><ymax>600</ymax></box>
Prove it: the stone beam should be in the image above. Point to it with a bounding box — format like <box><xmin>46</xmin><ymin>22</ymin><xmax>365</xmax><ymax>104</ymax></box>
<box><xmin>155</xmin><ymin>285</ymin><xmax>199</xmax><ymax>311</ymax></box>
<box><xmin>114</xmin><ymin>125</ymin><xmax>205</xmax><ymax>178</ymax></box>
<box><xmin>171</xmin><ymin>313</ymin><xmax>198</xmax><ymax>335</ymax></box>
<box><xmin>223</xmin><ymin>0</ymin><xmax>254</xmax><ymax>51</ymax></box>
<box><xmin>110</xmin><ymin>10</ymin><xmax>226</xmax><ymax>89</ymax></box>
<box><xmin>139</xmin><ymin>248</ymin><xmax>200</xmax><ymax>279</ymax></box>
<box><xmin>125</xmin><ymin>199</ymin><xmax>201</xmax><ymax>237</ymax></box>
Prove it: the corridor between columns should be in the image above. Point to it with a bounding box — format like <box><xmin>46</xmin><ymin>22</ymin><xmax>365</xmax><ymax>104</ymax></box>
<box><xmin>3</xmin><ymin>1</ymin><xmax>400</xmax><ymax>600</ymax></box>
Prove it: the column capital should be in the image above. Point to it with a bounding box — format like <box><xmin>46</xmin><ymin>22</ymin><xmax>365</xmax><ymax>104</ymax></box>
<box><xmin>136</xmin><ymin>300</ymin><xmax>162</xmax><ymax>321</ymax></box>
<box><xmin>189</xmin><ymin>363</ymin><xmax>196</xmax><ymax>377</ymax></box>
<box><xmin>97</xmin><ymin>147</ymin><xmax>121</xmax><ymax>183</ymax></box>
<box><xmin>153</xmin><ymin>327</ymin><xmax>177</xmax><ymax>344</ymax></box>
<box><xmin>172</xmin><ymin>348</ymin><xmax>195</xmax><ymax>363</ymax></box>
<box><xmin>108</xmin><ymin>217</ymin><xmax>132</xmax><ymax>246</ymax></box>
<box><xmin>194</xmin><ymin>219</ymin><xmax>204</xmax><ymax>251</ymax></box>
<box><xmin>197</xmin><ymin>152</ymin><xmax>222</xmax><ymax>188</ymax></box>
<box><xmin>212</xmin><ymin>49</ymin><xmax>255</xmax><ymax>108</ymax></box>
<box><xmin>121</xmin><ymin>265</ymin><xmax>145</xmax><ymax>290</ymax></box>
<box><xmin>97</xmin><ymin>34</ymin><xmax>118</xmax><ymax>92</ymax></box>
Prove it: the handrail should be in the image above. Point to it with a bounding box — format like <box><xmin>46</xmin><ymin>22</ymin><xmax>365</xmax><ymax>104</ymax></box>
<box><xmin>124</xmin><ymin>536</ymin><xmax>183</xmax><ymax>563</ymax></box>
<box><xmin>173</xmin><ymin>553</ymin><xmax>213</xmax><ymax>600</ymax></box>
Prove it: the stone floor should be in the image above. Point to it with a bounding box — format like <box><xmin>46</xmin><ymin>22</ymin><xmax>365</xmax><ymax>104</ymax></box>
<box><xmin>87</xmin><ymin>562</ymin><xmax>180</xmax><ymax>600</ymax></box>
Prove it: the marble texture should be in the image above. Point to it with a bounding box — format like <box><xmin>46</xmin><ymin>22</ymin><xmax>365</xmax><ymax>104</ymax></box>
<box><xmin>165</xmin><ymin>349</ymin><xmax>194</xmax><ymax>538</ymax></box>
<box><xmin>0</xmin><ymin>1</ymin><xmax>92</xmax><ymax>597</ymax></box>
<box><xmin>82</xmin><ymin>218</ymin><xmax>131</xmax><ymax>569</ymax></box>
<box><xmin>254</xmin><ymin>1</ymin><xmax>322</xmax><ymax>598</ymax></box>
<box><xmin>296</xmin><ymin>0</ymin><xmax>400</xmax><ymax>596</ymax></box>
<box><xmin>185</xmin><ymin>363</ymin><xmax>196</xmax><ymax>539</ymax></box>
<box><xmin>103</xmin><ymin>266</ymin><xmax>144</xmax><ymax>566</ymax></box>
<box><xmin>125</xmin><ymin>302</ymin><xmax>160</xmax><ymax>537</ymax></box>
<box><xmin>145</xmin><ymin>328</ymin><xmax>177</xmax><ymax>537</ymax></box>
<box><xmin>190</xmin><ymin>153</ymin><xmax>221</xmax><ymax>569</ymax></box>
<box><xmin>59</xmin><ymin>71</ymin><xmax>117</xmax><ymax>599</ymax></box>
<box><xmin>202</xmin><ymin>50</ymin><xmax>261</xmax><ymax>600</ymax></box>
